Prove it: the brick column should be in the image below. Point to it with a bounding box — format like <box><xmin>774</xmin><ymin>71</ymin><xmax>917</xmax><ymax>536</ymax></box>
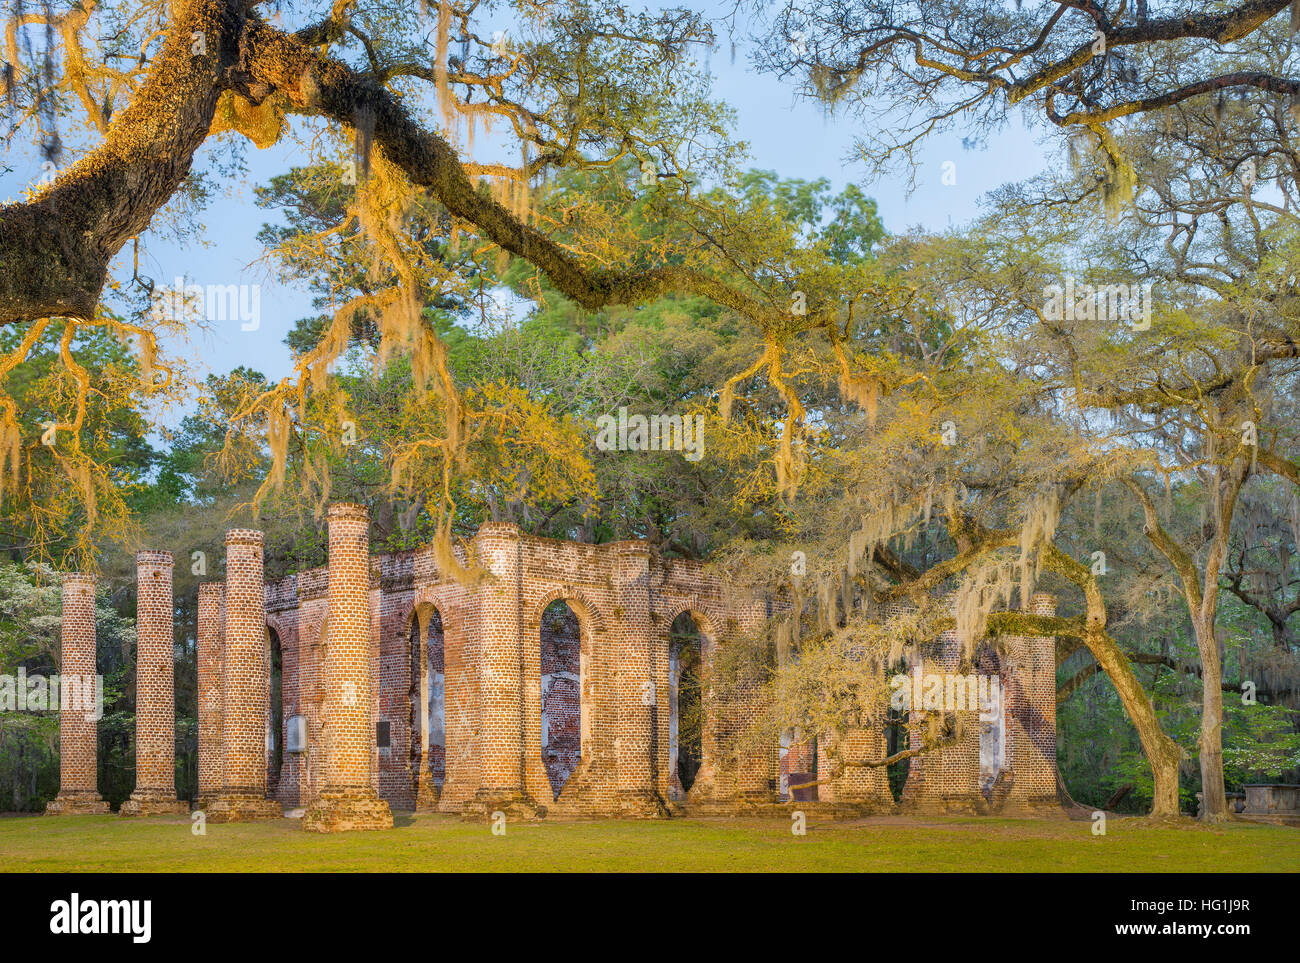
<box><xmin>467</xmin><ymin>522</ymin><xmax>536</xmax><ymax>816</ymax></box>
<box><xmin>687</xmin><ymin>599</ymin><xmax>778</xmax><ymax>811</ymax></box>
<box><xmin>811</xmin><ymin>601</ymin><xmax>898</xmax><ymax>813</ymax></box>
<box><xmin>817</xmin><ymin>726</ymin><xmax>895</xmax><ymax>812</ymax></box>
<box><xmin>195</xmin><ymin>582</ymin><xmax>224</xmax><ymax>807</ymax></box>
<box><xmin>900</xmin><ymin>626</ymin><xmax>984</xmax><ymax>815</ymax></box>
<box><xmin>45</xmin><ymin>573</ymin><xmax>110</xmax><ymax>815</ymax></box>
<box><xmin>732</xmin><ymin>600</ymin><xmax>780</xmax><ymax>803</ymax></box>
<box><xmin>303</xmin><ymin>503</ymin><xmax>393</xmax><ymax>831</ymax></box>
<box><xmin>612</xmin><ymin>542</ymin><xmax>667</xmax><ymax>815</ymax></box>
<box><xmin>206</xmin><ymin>530</ymin><xmax>281</xmax><ymax>822</ymax></box>
<box><xmin>1001</xmin><ymin>592</ymin><xmax>1063</xmax><ymax>815</ymax></box>
<box><xmin>121</xmin><ymin>552</ymin><xmax>188</xmax><ymax>816</ymax></box>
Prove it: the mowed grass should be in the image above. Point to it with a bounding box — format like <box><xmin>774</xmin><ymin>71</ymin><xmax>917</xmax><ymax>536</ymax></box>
<box><xmin>1</xmin><ymin>812</ymin><xmax>1297</xmax><ymax>872</ymax></box>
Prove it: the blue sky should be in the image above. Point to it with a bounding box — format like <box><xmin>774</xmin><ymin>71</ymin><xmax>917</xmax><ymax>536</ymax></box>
<box><xmin>1</xmin><ymin>4</ymin><xmax>1052</xmax><ymax>408</ymax></box>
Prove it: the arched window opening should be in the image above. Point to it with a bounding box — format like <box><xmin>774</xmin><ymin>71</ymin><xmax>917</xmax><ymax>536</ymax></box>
<box><xmin>977</xmin><ymin>646</ymin><xmax>1007</xmax><ymax>803</ymax></box>
<box><xmin>540</xmin><ymin>600</ymin><xmax>581</xmax><ymax>800</ymax></box>
<box><xmin>427</xmin><ymin>609</ymin><xmax>445</xmax><ymax>787</ymax></box>
<box><xmin>669</xmin><ymin>612</ymin><xmax>704</xmax><ymax>799</ymax></box>
<box><xmin>408</xmin><ymin>616</ymin><xmax>422</xmax><ymax>787</ymax></box>
<box><xmin>267</xmin><ymin>626</ymin><xmax>283</xmax><ymax>788</ymax></box>
<box><xmin>408</xmin><ymin>609</ymin><xmax>447</xmax><ymax>792</ymax></box>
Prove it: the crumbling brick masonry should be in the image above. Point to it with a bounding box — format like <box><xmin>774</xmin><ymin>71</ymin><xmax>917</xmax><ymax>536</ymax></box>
<box><xmin>60</xmin><ymin>507</ymin><xmax>1064</xmax><ymax>824</ymax></box>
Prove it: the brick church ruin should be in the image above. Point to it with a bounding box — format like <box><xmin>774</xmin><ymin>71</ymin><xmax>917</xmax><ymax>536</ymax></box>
<box><xmin>44</xmin><ymin>502</ymin><xmax>1063</xmax><ymax>830</ymax></box>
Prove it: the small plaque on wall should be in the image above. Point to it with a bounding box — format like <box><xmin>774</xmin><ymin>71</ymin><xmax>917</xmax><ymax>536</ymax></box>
<box><xmin>286</xmin><ymin>715</ymin><xmax>307</xmax><ymax>753</ymax></box>
<box><xmin>376</xmin><ymin>720</ymin><xmax>391</xmax><ymax>748</ymax></box>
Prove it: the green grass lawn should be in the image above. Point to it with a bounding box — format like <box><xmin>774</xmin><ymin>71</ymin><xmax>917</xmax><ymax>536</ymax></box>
<box><xmin>2</xmin><ymin>812</ymin><xmax>1296</xmax><ymax>872</ymax></box>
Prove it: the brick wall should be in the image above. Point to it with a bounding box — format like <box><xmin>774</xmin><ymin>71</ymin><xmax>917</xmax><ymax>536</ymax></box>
<box><xmin>253</xmin><ymin>523</ymin><xmax>767</xmax><ymax>817</ymax></box>
<box><xmin>65</xmin><ymin>508</ymin><xmax>1062</xmax><ymax>822</ymax></box>
<box><xmin>1001</xmin><ymin>593</ymin><xmax>1059</xmax><ymax>813</ymax></box>
<box><xmin>193</xmin><ymin>515</ymin><xmax>1068</xmax><ymax>819</ymax></box>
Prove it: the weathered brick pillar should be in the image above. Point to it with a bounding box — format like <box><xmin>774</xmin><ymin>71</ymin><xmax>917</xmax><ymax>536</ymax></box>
<box><xmin>688</xmin><ymin>600</ymin><xmax>778</xmax><ymax>810</ymax></box>
<box><xmin>1001</xmin><ymin>592</ymin><xmax>1063</xmax><ymax>814</ymax></box>
<box><xmin>900</xmin><ymin>624</ymin><xmax>983</xmax><ymax>815</ymax></box>
<box><xmin>45</xmin><ymin>573</ymin><xmax>110</xmax><ymax>815</ymax></box>
<box><xmin>468</xmin><ymin>522</ymin><xmax>535</xmax><ymax>815</ymax></box>
<box><xmin>206</xmin><ymin>530</ymin><xmax>281</xmax><ymax>822</ymax></box>
<box><xmin>612</xmin><ymin>542</ymin><xmax>667</xmax><ymax>815</ymax></box>
<box><xmin>303</xmin><ymin>503</ymin><xmax>393</xmax><ymax>831</ymax></box>
<box><xmin>810</xmin><ymin>603</ymin><xmax>899</xmax><ymax>812</ymax></box>
<box><xmin>816</xmin><ymin>727</ymin><xmax>895</xmax><ymax>812</ymax></box>
<box><xmin>195</xmin><ymin>582</ymin><xmax>224</xmax><ymax>807</ymax></box>
<box><xmin>121</xmin><ymin>552</ymin><xmax>189</xmax><ymax>816</ymax></box>
<box><xmin>733</xmin><ymin>602</ymin><xmax>779</xmax><ymax>804</ymax></box>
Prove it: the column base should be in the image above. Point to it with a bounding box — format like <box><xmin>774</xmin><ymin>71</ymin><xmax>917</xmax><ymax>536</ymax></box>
<box><xmin>119</xmin><ymin>790</ymin><xmax>190</xmax><ymax>817</ymax></box>
<box><xmin>993</xmin><ymin>794</ymin><xmax>1069</xmax><ymax>818</ymax></box>
<box><xmin>413</xmin><ymin>774</ymin><xmax>441</xmax><ymax>813</ymax></box>
<box><xmin>45</xmin><ymin>792</ymin><xmax>111</xmax><ymax>815</ymax></box>
<box><xmin>899</xmin><ymin>792</ymin><xmax>986</xmax><ymax>816</ymax></box>
<box><xmin>466</xmin><ymin>788</ymin><xmax>540</xmax><ymax>819</ymax></box>
<box><xmin>817</xmin><ymin>793</ymin><xmax>897</xmax><ymax>815</ymax></box>
<box><xmin>202</xmin><ymin>793</ymin><xmax>285</xmax><ymax>823</ymax></box>
<box><xmin>303</xmin><ymin>788</ymin><xmax>393</xmax><ymax>832</ymax></box>
<box><xmin>684</xmin><ymin>787</ymin><xmax>782</xmax><ymax>815</ymax></box>
<box><xmin>610</xmin><ymin>789</ymin><xmax>671</xmax><ymax>818</ymax></box>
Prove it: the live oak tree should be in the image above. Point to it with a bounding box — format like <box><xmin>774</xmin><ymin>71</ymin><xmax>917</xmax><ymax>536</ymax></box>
<box><xmin>0</xmin><ymin>0</ymin><xmax>892</xmax><ymax>578</ymax></box>
<box><xmin>748</xmin><ymin>0</ymin><xmax>1300</xmax><ymax>202</ymax></box>
<box><xmin>4</xmin><ymin>0</ymin><xmax>1295</xmax><ymax>817</ymax></box>
<box><xmin>703</xmin><ymin>224</ymin><xmax>1194</xmax><ymax>816</ymax></box>
<box><xmin>741</xmin><ymin>0</ymin><xmax>1300</xmax><ymax>820</ymax></box>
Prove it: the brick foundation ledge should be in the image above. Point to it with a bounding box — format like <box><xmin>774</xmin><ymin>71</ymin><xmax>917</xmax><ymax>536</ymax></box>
<box><xmin>302</xmin><ymin>789</ymin><xmax>394</xmax><ymax>832</ymax></box>
<box><xmin>609</xmin><ymin>789</ymin><xmax>671</xmax><ymax>818</ymax></box>
<box><xmin>202</xmin><ymin>793</ymin><xmax>285</xmax><ymax>823</ymax></box>
<box><xmin>686</xmin><ymin>780</ymin><xmax>782</xmax><ymax>808</ymax></box>
<box><xmin>464</xmin><ymin>788</ymin><xmax>541</xmax><ymax>819</ymax></box>
<box><xmin>992</xmin><ymin>796</ymin><xmax>1070</xmax><ymax>819</ymax></box>
<box><xmin>898</xmin><ymin>792</ymin><xmax>986</xmax><ymax>816</ymax></box>
<box><xmin>45</xmin><ymin>792</ymin><xmax>111</xmax><ymax>815</ymax></box>
<box><xmin>119</xmin><ymin>790</ymin><xmax>190</xmax><ymax>817</ymax></box>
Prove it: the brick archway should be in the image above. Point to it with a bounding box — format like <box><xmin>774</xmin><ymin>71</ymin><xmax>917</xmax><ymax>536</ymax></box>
<box><xmin>524</xmin><ymin>588</ymin><xmax>606</xmax><ymax>806</ymax></box>
<box><xmin>401</xmin><ymin>600</ymin><xmax>446</xmax><ymax>810</ymax></box>
<box><xmin>526</xmin><ymin>586</ymin><xmax>610</xmax><ymax>637</ymax></box>
<box><xmin>660</xmin><ymin>606</ymin><xmax>721</xmax><ymax>802</ymax></box>
<box><xmin>264</xmin><ymin>612</ymin><xmax>295</xmax><ymax>802</ymax></box>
